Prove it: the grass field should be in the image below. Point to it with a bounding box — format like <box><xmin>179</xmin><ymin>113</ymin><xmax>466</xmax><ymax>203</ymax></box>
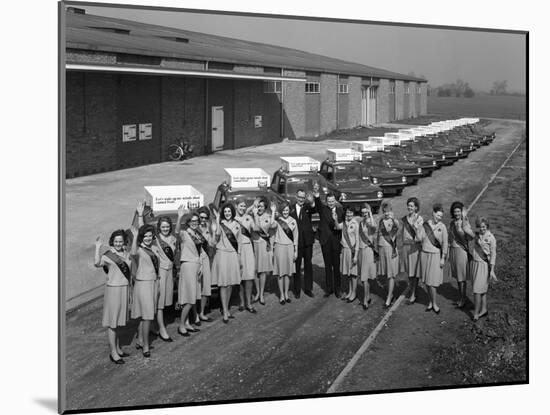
<box><xmin>428</xmin><ymin>94</ymin><xmax>526</xmax><ymax>120</ymax></box>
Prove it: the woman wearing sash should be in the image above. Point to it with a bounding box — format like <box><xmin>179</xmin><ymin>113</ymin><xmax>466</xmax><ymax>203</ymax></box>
<box><xmin>448</xmin><ymin>201</ymin><xmax>475</xmax><ymax>309</ymax></box>
<box><xmin>377</xmin><ymin>201</ymin><xmax>401</xmax><ymax>307</ymax></box>
<box><xmin>414</xmin><ymin>203</ymin><xmax>449</xmax><ymax>314</ymax></box>
<box><xmin>357</xmin><ymin>203</ymin><xmax>378</xmax><ymax>310</ymax></box>
<box><xmin>174</xmin><ymin>210</ymin><xmax>204</xmax><ymax>336</ymax></box>
<box><xmin>197</xmin><ymin>206</ymin><xmax>215</xmax><ymax>322</ymax></box>
<box><xmin>94</xmin><ymin>230</ymin><xmax>132</xmax><ymax>364</ymax></box>
<box><xmin>399</xmin><ymin>197</ymin><xmax>422</xmax><ymax>304</ymax></box>
<box><xmin>212</xmin><ymin>202</ymin><xmax>242</xmax><ymax>323</ymax></box>
<box><xmin>251</xmin><ymin>197</ymin><xmax>277</xmax><ymax>305</ymax></box>
<box><xmin>130</xmin><ymin>224</ymin><xmax>161</xmax><ymax>358</ymax></box>
<box><xmin>235</xmin><ymin>199</ymin><xmax>257</xmax><ymax>313</ymax></box>
<box><xmin>273</xmin><ymin>202</ymin><xmax>298</xmax><ymax>305</ymax></box>
<box><xmin>336</xmin><ymin>206</ymin><xmax>360</xmax><ymax>303</ymax></box>
<box><xmin>470</xmin><ymin>217</ymin><xmax>497</xmax><ymax>321</ymax></box>
<box><xmin>136</xmin><ymin>202</ymin><xmax>177</xmax><ymax>342</ymax></box>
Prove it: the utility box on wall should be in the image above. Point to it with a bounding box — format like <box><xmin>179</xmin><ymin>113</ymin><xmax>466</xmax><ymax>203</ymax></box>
<box><xmin>139</xmin><ymin>123</ymin><xmax>153</xmax><ymax>140</ymax></box>
<box><xmin>254</xmin><ymin>115</ymin><xmax>262</xmax><ymax>128</ymax></box>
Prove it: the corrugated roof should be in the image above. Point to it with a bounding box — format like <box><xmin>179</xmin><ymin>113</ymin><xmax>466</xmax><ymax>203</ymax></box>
<box><xmin>65</xmin><ymin>11</ymin><xmax>427</xmax><ymax>83</ymax></box>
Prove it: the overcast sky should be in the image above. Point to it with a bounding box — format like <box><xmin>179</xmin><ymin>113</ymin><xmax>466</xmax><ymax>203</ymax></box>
<box><xmin>80</xmin><ymin>4</ymin><xmax>526</xmax><ymax>93</ymax></box>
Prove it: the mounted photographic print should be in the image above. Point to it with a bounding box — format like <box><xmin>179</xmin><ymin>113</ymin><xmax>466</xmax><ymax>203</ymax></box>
<box><xmin>59</xmin><ymin>0</ymin><xmax>527</xmax><ymax>413</ymax></box>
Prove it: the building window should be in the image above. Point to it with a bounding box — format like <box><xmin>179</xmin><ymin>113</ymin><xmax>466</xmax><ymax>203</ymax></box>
<box><xmin>338</xmin><ymin>84</ymin><xmax>349</xmax><ymax>94</ymax></box>
<box><xmin>305</xmin><ymin>82</ymin><xmax>320</xmax><ymax>94</ymax></box>
<box><xmin>417</xmin><ymin>86</ymin><xmax>421</xmax><ymax>94</ymax></box>
<box><xmin>264</xmin><ymin>80</ymin><xmax>281</xmax><ymax>93</ymax></box>
<box><xmin>390</xmin><ymin>85</ymin><xmax>395</xmax><ymax>94</ymax></box>
<box><xmin>405</xmin><ymin>86</ymin><xmax>410</xmax><ymax>94</ymax></box>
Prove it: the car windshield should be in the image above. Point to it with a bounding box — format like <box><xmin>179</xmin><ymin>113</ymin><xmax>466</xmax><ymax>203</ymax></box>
<box><xmin>284</xmin><ymin>176</ymin><xmax>317</xmax><ymax>194</ymax></box>
<box><xmin>334</xmin><ymin>164</ymin><xmax>364</xmax><ymax>182</ymax></box>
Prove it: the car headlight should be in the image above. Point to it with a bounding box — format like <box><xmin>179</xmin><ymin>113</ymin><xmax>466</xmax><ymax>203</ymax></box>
<box><xmin>371</xmin><ymin>177</ymin><xmax>378</xmax><ymax>184</ymax></box>
<box><xmin>455</xmin><ymin>151</ymin><xmax>459</xmax><ymax>156</ymax></box>
<box><xmin>417</xmin><ymin>167</ymin><xmax>422</xmax><ymax>173</ymax></box>
<box><xmin>322</xmin><ymin>187</ymin><xmax>328</xmax><ymax>193</ymax></box>
<box><xmin>460</xmin><ymin>149</ymin><xmax>463</xmax><ymax>154</ymax></box>
<box><xmin>339</xmin><ymin>193</ymin><xmax>347</xmax><ymax>201</ymax></box>
<box><xmin>402</xmin><ymin>176</ymin><xmax>407</xmax><ymax>183</ymax></box>
<box><xmin>377</xmin><ymin>191</ymin><xmax>383</xmax><ymax>198</ymax></box>
<box><xmin>442</xmin><ymin>155</ymin><xmax>446</xmax><ymax>160</ymax></box>
<box><xmin>432</xmin><ymin>160</ymin><xmax>436</xmax><ymax>166</ymax></box>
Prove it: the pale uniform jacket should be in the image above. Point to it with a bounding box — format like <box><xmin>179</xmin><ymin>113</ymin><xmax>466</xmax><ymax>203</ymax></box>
<box><xmin>179</xmin><ymin>229</ymin><xmax>202</xmax><ymax>264</ymax></box>
<box><xmin>133</xmin><ymin>245</ymin><xmax>161</xmax><ymax>281</ymax></box>
<box><xmin>471</xmin><ymin>230</ymin><xmax>497</xmax><ymax>266</ymax></box>
<box><xmin>99</xmin><ymin>249</ymin><xmax>131</xmax><ymax>286</ymax></box>
<box><xmin>341</xmin><ymin>219</ymin><xmax>360</xmax><ymax>257</ymax></box>
<box><xmin>273</xmin><ymin>216</ymin><xmax>299</xmax><ymax>249</ymax></box>
<box><xmin>216</xmin><ymin>220</ymin><xmax>241</xmax><ymax>253</ymax></box>
<box><xmin>416</xmin><ymin>219</ymin><xmax>449</xmax><ymax>255</ymax></box>
<box><xmin>400</xmin><ymin>215</ymin><xmax>421</xmax><ymax>245</ymax></box>
<box><xmin>377</xmin><ymin>218</ymin><xmax>400</xmax><ymax>247</ymax></box>
<box><xmin>448</xmin><ymin>219</ymin><xmax>473</xmax><ymax>249</ymax></box>
<box><xmin>357</xmin><ymin>219</ymin><xmax>377</xmax><ymax>249</ymax></box>
<box><xmin>155</xmin><ymin>234</ymin><xmax>177</xmax><ymax>270</ymax></box>
<box><xmin>235</xmin><ymin>214</ymin><xmax>255</xmax><ymax>246</ymax></box>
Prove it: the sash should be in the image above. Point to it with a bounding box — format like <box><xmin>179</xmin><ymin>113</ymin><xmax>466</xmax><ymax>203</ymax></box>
<box><xmin>379</xmin><ymin>219</ymin><xmax>398</xmax><ymax>258</ymax></box>
<box><xmin>158</xmin><ymin>236</ymin><xmax>175</xmax><ymax>263</ymax></box>
<box><xmin>256</xmin><ymin>218</ymin><xmax>272</xmax><ymax>252</ymax></box>
<box><xmin>359</xmin><ymin>223</ymin><xmax>379</xmax><ymax>262</ymax></box>
<box><xmin>450</xmin><ymin>221</ymin><xmax>471</xmax><ymax>257</ymax></box>
<box><xmin>141</xmin><ymin>245</ymin><xmax>159</xmax><ymax>275</ymax></box>
<box><xmin>102</xmin><ymin>250</ymin><xmax>131</xmax><ymax>282</ymax></box>
<box><xmin>221</xmin><ymin>222</ymin><xmax>239</xmax><ymax>253</ymax></box>
<box><xmin>188</xmin><ymin>229</ymin><xmax>207</xmax><ymax>255</ymax></box>
<box><xmin>402</xmin><ymin>215</ymin><xmax>416</xmax><ymax>240</ymax></box>
<box><xmin>474</xmin><ymin>235</ymin><xmax>490</xmax><ymax>264</ymax></box>
<box><xmin>423</xmin><ymin>222</ymin><xmax>442</xmax><ymax>254</ymax></box>
<box><xmin>277</xmin><ymin>218</ymin><xmax>294</xmax><ymax>242</ymax></box>
<box><xmin>342</xmin><ymin>221</ymin><xmax>354</xmax><ymax>250</ymax></box>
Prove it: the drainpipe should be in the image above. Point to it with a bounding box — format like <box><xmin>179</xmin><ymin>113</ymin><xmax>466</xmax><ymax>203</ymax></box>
<box><xmin>280</xmin><ymin>67</ymin><xmax>284</xmax><ymax>138</ymax></box>
<box><xmin>205</xmin><ymin>61</ymin><xmax>209</xmax><ymax>153</ymax></box>
<box><xmin>336</xmin><ymin>74</ymin><xmax>339</xmax><ymax>130</ymax></box>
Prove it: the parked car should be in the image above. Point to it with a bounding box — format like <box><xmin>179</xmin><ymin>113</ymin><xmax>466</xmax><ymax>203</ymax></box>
<box><xmin>385</xmin><ymin>147</ymin><xmax>438</xmax><ymax>176</ymax></box>
<box><xmin>359</xmin><ymin>157</ymin><xmax>407</xmax><ymax>196</ymax></box>
<box><xmin>400</xmin><ymin>141</ymin><xmax>448</xmax><ymax>167</ymax></box>
<box><xmin>362</xmin><ymin>151</ymin><xmax>423</xmax><ymax>185</ymax></box>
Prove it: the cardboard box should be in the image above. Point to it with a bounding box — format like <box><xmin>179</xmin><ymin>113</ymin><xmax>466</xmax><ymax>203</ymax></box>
<box><xmin>326</xmin><ymin>148</ymin><xmax>362</xmax><ymax>162</ymax></box>
<box><xmin>280</xmin><ymin>156</ymin><xmax>320</xmax><ymax>172</ymax></box>
<box><xmin>351</xmin><ymin>140</ymin><xmax>384</xmax><ymax>152</ymax></box>
<box><xmin>225</xmin><ymin>168</ymin><xmax>270</xmax><ymax>188</ymax></box>
<box><xmin>144</xmin><ymin>185</ymin><xmax>204</xmax><ymax>213</ymax></box>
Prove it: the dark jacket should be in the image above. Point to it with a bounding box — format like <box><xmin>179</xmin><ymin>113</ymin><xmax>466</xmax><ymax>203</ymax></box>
<box><xmin>290</xmin><ymin>202</ymin><xmax>316</xmax><ymax>247</ymax></box>
<box><xmin>315</xmin><ymin>196</ymin><xmax>344</xmax><ymax>246</ymax></box>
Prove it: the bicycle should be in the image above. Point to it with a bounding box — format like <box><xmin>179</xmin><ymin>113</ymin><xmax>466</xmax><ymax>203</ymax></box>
<box><xmin>168</xmin><ymin>141</ymin><xmax>195</xmax><ymax>161</ymax></box>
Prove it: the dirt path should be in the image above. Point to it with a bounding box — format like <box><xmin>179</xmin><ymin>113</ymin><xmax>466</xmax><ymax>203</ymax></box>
<box><xmin>64</xmin><ymin>120</ymin><xmax>526</xmax><ymax>411</ymax></box>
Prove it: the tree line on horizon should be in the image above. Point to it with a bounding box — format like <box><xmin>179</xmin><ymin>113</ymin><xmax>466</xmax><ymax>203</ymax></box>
<box><xmin>426</xmin><ymin>79</ymin><xmax>525</xmax><ymax>98</ymax></box>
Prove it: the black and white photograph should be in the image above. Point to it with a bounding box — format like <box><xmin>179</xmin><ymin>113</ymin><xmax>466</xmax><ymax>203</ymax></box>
<box><xmin>56</xmin><ymin>0</ymin><xmax>530</xmax><ymax>413</ymax></box>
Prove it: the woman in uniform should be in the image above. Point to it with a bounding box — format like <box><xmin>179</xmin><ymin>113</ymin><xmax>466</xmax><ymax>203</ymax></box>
<box><xmin>357</xmin><ymin>203</ymin><xmax>377</xmax><ymax>310</ymax></box>
<box><xmin>470</xmin><ymin>217</ymin><xmax>497</xmax><ymax>321</ymax></box>
<box><xmin>273</xmin><ymin>202</ymin><xmax>298</xmax><ymax>305</ymax></box>
<box><xmin>174</xmin><ymin>209</ymin><xmax>203</xmax><ymax>336</ymax></box>
<box><xmin>130</xmin><ymin>224</ymin><xmax>161</xmax><ymax>358</ymax></box>
<box><xmin>196</xmin><ymin>206</ymin><xmax>215</xmax><ymax>322</ymax></box>
<box><xmin>399</xmin><ymin>197</ymin><xmax>422</xmax><ymax>304</ymax></box>
<box><xmin>136</xmin><ymin>202</ymin><xmax>176</xmax><ymax>342</ymax></box>
<box><xmin>235</xmin><ymin>199</ymin><xmax>257</xmax><ymax>313</ymax></box>
<box><xmin>336</xmin><ymin>206</ymin><xmax>360</xmax><ymax>303</ymax></box>
<box><xmin>448</xmin><ymin>201</ymin><xmax>475</xmax><ymax>308</ymax></box>
<box><xmin>212</xmin><ymin>202</ymin><xmax>242</xmax><ymax>323</ymax></box>
<box><xmin>414</xmin><ymin>203</ymin><xmax>449</xmax><ymax>314</ymax></box>
<box><xmin>377</xmin><ymin>201</ymin><xmax>401</xmax><ymax>307</ymax></box>
<box><xmin>251</xmin><ymin>197</ymin><xmax>277</xmax><ymax>305</ymax></box>
<box><xmin>94</xmin><ymin>230</ymin><xmax>132</xmax><ymax>364</ymax></box>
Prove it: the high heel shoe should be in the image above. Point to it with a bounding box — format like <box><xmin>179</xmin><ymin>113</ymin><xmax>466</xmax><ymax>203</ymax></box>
<box><xmin>362</xmin><ymin>303</ymin><xmax>368</xmax><ymax>310</ymax></box>
<box><xmin>433</xmin><ymin>306</ymin><xmax>441</xmax><ymax>314</ymax></box>
<box><xmin>222</xmin><ymin>316</ymin><xmax>229</xmax><ymax>324</ymax></box>
<box><xmin>347</xmin><ymin>296</ymin><xmax>357</xmax><ymax>303</ymax></box>
<box><xmin>159</xmin><ymin>334</ymin><xmax>173</xmax><ymax>342</ymax></box>
<box><xmin>109</xmin><ymin>354</ymin><xmax>125</xmax><ymax>365</ymax></box>
<box><xmin>425</xmin><ymin>305</ymin><xmax>433</xmax><ymax>312</ymax></box>
<box><xmin>187</xmin><ymin>327</ymin><xmax>200</xmax><ymax>333</ymax></box>
<box><xmin>285</xmin><ymin>298</ymin><xmax>291</xmax><ymax>304</ymax></box>
<box><xmin>177</xmin><ymin>328</ymin><xmax>190</xmax><ymax>337</ymax></box>
<box><xmin>142</xmin><ymin>351</ymin><xmax>151</xmax><ymax>358</ymax></box>
<box><xmin>135</xmin><ymin>343</ymin><xmax>154</xmax><ymax>350</ymax></box>
<box><xmin>384</xmin><ymin>297</ymin><xmax>393</xmax><ymax>308</ymax></box>
<box><xmin>280</xmin><ymin>299</ymin><xmax>286</xmax><ymax>305</ymax></box>
<box><xmin>199</xmin><ymin>315</ymin><xmax>213</xmax><ymax>322</ymax></box>
<box><xmin>246</xmin><ymin>306</ymin><xmax>257</xmax><ymax>314</ymax></box>
<box><xmin>117</xmin><ymin>351</ymin><xmax>130</xmax><ymax>358</ymax></box>
<box><xmin>259</xmin><ymin>298</ymin><xmax>266</xmax><ymax>305</ymax></box>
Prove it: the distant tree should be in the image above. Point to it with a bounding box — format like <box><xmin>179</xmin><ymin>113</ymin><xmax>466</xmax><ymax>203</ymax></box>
<box><xmin>464</xmin><ymin>86</ymin><xmax>475</xmax><ymax>98</ymax></box>
<box><xmin>491</xmin><ymin>80</ymin><xmax>508</xmax><ymax>95</ymax></box>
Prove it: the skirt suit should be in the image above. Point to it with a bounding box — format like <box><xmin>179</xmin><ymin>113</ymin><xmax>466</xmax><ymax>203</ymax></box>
<box><xmin>357</xmin><ymin>221</ymin><xmax>377</xmax><ymax>281</ymax></box>
<box><xmin>399</xmin><ymin>216</ymin><xmax>421</xmax><ymax>278</ymax></box>
<box><xmin>340</xmin><ymin>218</ymin><xmax>359</xmax><ymax>276</ymax></box>
<box><xmin>448</xmin><ymin>220</ymin><xmax>472</xmax><ymax>282</ymax></box>
<box><xmin>212</xmin><ymin>220</ymin><xmax>241</xmax><ymax>287</ymax></box>
<box><xmin>470</xmin><ymin>231</ymin><xmax>497</xmax><ymax>294</ymax></box>
<box><xmin>252</xmin><ymin>212</ymin><xmax>276</xmax><ymax>273</ymax></box>
<box><xmin>417</xmin><ymin>220</ymin><xmax>449</xmax><ymax>288</ymax></box>
<box><xmin>377</xmin><ymin>218</ymin><xmax>400</xmax><ymax>278</ymax></box>
<box><xmin>131</xmin><ymin>245</ymin><xmax>161</xmax><ymax>320</ymax></box>
<box><xmin>178</xmin><ymin>230</ymin><xmax>202</xmax><ymax>305</ymax></box>
<box><xmin>99</xmin><ymin>250</ymin><xmax>131</xmax><ymax>328</ymax></box>
<box><xmin>236</xmin><ymin>214</ymin><xmax>257</xmax><ymax>281</ymax></box>
<box><xmin>273</xmin><ymin>217</ymin><xmax>298</xmax><ymax>276</ymax></box>
<box><xmin>156</xmin><ymin>234</ymin><xmax>177</xmax><ymax>309</ymax></box>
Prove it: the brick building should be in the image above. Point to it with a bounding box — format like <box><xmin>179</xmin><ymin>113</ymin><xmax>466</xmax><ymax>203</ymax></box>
<box><xmin>64</xmin><ymin>8</ymin><xmax>428</xmax><ymax>178</ymax></box>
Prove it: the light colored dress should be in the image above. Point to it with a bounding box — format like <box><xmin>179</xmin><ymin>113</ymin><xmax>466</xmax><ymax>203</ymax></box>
<box><xmin>358</xmin><ymin>220</ymin><xmax>377</xmax><ymax>281</ymax></box>
<box><xmin>198</xmin><ymin>223</ymin><xmax>214</xmax><ymax>296</ymax></box>
<box><xmin>155</xmin><ymin>234</ymin><xmax>176</xmax><ymax>309</ymax></box>
<box><xmin>273</xmin><ymin>216</ymin><xmax>298</xmax><ymax>276</ymax></box>
<box><xmin>131</xmin><ymin>245</ymin><xmax>161</xmax><ymax>320</ymax></box>
<box><xmin>416</xmin><ymin>219</ymin><xmax>449</xmax><ymax>287</ymax></box>
<box><xmin>399</xmin><ymin>215</ymin><xmax>421</xmax><ymax>278</ymax></box>
<box><xmin>212</xmin><ymin>220</ymin><xmax>241</xmax><ymax>287</ymax></box>
<box><xmin>340</xmin><ymin>218</ymin><xmax>359</xmax><ymax>276</ymax></box>
<box><xmin>178</xmin><ymin>229</ymin><xmax>202</xmax><ymax>305</ymax></box>
<box><xmin>469</xmin><ymin>230</ymin><xmax>496</xmax><ymax>294</ymax></box>
<box><xmin>377</xmin><ymin>218</ymin><xmax>400</xmax><ymax>278</ymax></box>
<box><xmin>448</xmin><ymin>219</ymin><xmax>473</xmax><ymax>282</ymax></box>
<box><xmin>235</xmin><ymin>214</ymin><xmax>256</xmax><ymax>281</ymax></box>
<box><xmin>252</xmin><ymin>212</ymin><xmax>275</xmax><ymax>273</ymax></box>
<box><xmin>99</xmin><ymin>249</ymin><xmax>131</xmax><ymax>328</ymax></box>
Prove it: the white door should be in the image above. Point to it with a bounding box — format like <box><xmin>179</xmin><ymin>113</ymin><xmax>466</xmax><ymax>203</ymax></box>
<box><xmin>361</xmin><ymin>88</ymin><xmax>368</xmax><ymax>126</ymax></box>
<box><xmin>211</xmin><ymin>106</ymin><xmax>224</xmax><ymax>151</ymax></box>
<box><xmin>367</xmin><ymin>87</ymin><xmax>377</xmax><ymax>125</ymax></box>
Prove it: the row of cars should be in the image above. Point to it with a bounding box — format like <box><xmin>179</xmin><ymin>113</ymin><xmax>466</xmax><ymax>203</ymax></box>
<box><xmin>136</xmin><ymin>118</ymin><xmax>495</xmax><ymax>226</ymax></box>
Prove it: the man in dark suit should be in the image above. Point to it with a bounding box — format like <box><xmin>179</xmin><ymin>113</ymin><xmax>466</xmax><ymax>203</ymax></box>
<box><xmin>313</xmin><ymin>186</ymin><xmax>344</xmax><ymax>298</ymax></box>
<box><xmin>290</xmin><ymin>189</ymin><xmax>316</xmax><ymax>298</ymax></box>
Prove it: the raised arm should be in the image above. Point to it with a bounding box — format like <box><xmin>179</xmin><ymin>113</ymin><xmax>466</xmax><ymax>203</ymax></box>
<box><xmin>462</xmin><ymin>213</ymin><xmax>475</xmax><ymax>239</ymax></box>
<box><xmin>129</xmin><ymin>226</ymin><xmax>139</xmax><ymax>256</ymax></box>
<box><xmin>136</xmin><ymin>200</ymin><xmax>145</xmax><ymax>228</ymax></box>
<box><xmin>94</xmin><ymin>236</ymin><xmax>104</xmax><ymax>267</ymax></box>
<box><xmin>489</xmin><ymin>233</ymin><xmax>498</xmax><ymax>281</ymax></box>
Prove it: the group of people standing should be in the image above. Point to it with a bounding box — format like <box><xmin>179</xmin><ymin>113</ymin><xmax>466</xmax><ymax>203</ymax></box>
<box><xmin>94</xmin><ymin>185</ymin><xmax>497</xmax><ymax>364</ymax></box>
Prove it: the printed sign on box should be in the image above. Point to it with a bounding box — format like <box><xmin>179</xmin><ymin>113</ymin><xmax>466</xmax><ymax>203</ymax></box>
<box><xmin>139</xmin><ymin>123</ymin><xmax>152</xmax><ymax>140</ymax></box>
<box><xmin>122</xmin><ymin>124</ymin><xmax>137</xmax><ymax>142</ymax></box>
<box><xmin>280</xmin><ymin>157</ymin><xmax>320</xmax><ymax>172</ymax></box>
<box><xmin>225</xmin><ymin>168</ymin><xmax>270</xmax><ymax>188</ymax></box>
<box><xmin>326</xmin><ymin>149</ymin><xmax>362</xmax><ymax>162</ymax></box>
<box><xmin>144</xmin><ymin>185</ymin><xmax>204</xmax><ymax>213</ymax></box>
